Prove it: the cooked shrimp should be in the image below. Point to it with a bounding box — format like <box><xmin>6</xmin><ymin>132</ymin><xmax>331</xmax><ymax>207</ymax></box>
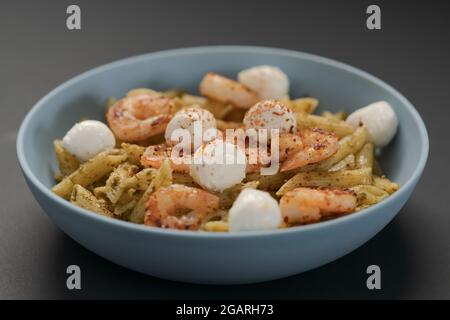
<box><xmin>106</xmin><ymin>94</ymin><xmax>172</xmax><ymax>142</ymax></box>
<box><xmin>144</xmin><ymin>184</ymin><xmax>220</xmax><ymax>230</ymax></box>
<box><xmin>141</xmin><ymin>144</ymin><xmax>190</xmax><ymax>173</ymax></box>
<box><xmin>245</xmin><ymin>158</ymin><xmax>263</xmax><ymax>174</ymax></box>
<box><xmin>199</xmin><ymin>72</ymin><xmax>260</xmax><ymax>109</ymax></box>
<box><xmin>278</xmin><ymin>132</ymin><xmax>303</xmax><ymax>162</ymax></box>
<box><xmin>236</xmin><ymin>133</ymin><xmax>302</xmax><ymax>174</ymax></box>
<box><xmin>280</xmin><ymin>187</ymin><xmax>356</xmax><ymax>224</ymax></box>
<box><xmin>281</xmin><ymin>128</ymin><xmax>339</xmax><ymax>171</ymax></box>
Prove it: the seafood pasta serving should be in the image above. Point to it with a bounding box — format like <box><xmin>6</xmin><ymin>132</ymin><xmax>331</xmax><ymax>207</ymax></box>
<box><xmin>52</xmin><ymin>65</ymin><xmax>400</xmax><ymax>232</ymax></box>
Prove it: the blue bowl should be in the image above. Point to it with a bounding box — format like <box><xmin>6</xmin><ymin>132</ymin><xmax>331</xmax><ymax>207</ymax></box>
<box><xmin>17</xmin><ymin>46</ymin><xmax>428</xmax><ymax>284</ymax></box>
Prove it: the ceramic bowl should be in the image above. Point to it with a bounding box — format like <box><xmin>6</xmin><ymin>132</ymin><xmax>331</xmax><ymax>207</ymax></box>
<box><xmin>17</xmin><ymin>46</ymin><xmax>428</xmax><ymax>284</ymax></box>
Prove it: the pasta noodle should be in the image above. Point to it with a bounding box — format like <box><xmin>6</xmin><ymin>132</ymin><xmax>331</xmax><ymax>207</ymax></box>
<box><xmin>297</xmin><ymin>113</ymin><xmax>355</xmax><ymax>138</ymax></box>
<box><xmin>128</xmin><ymin>159</ymin><xmax>172</xmax><ymax>224</ymax></box>
<box><xmin>276</xmin><ymin>168</ymin><xmax>373</xmax><ymax>196</ymax></box>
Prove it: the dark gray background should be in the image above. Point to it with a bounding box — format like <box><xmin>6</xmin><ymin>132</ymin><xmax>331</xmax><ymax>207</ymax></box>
<box><xmin>1</xmin><ymin>0</ymin><xmax>449</xmax><ymax>299</ymax></box>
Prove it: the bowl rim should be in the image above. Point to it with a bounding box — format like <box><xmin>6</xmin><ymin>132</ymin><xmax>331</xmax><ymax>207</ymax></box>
<box><xmin>16</xmin><ymin>45</ymin><xmax>429</xmax><ymax>239</ymax></box>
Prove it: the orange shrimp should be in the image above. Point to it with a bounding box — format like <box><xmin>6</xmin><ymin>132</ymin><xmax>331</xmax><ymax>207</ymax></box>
<box><xmin>106</xmin><ymin>94</ymin><xmax>172</xmax><ymax>142</ymax></box>
<box><xmin>280</xmin><ymin>128</ymin><xmax>339</xmax><ymax>171</ymax></box>
<box><xmin>279</xmin><ymin>187</ymin><xmax>357</xmax><ymax>224</ymax></box>
<box><xmin>199</xmin><ymin>72</ymin><xmax>260</xmax><ymax>109</ymax></box>
<box><xmin>141</xmin><ymin>144</ymin><xmax>191</xmax><ymax>173</ymax></box>
<box><xmin>144</xmin><ymin>184</ymin><xmax>220</xmax><ymax>230</ymax></box>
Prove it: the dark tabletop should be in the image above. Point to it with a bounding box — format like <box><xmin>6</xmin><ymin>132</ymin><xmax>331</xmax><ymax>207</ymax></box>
<box><xmin>1</xmin><ymin>0</ymin><xmax>449</xmax><ymax>299</ymax></box>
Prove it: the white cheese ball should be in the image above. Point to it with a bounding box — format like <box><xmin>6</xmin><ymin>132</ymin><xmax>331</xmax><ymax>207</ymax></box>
<box><xmin>238</xmin><ymin>65</ymin><xmax>289</xmax><ymax>99</ymax></box>
<box><xmin>165</xmin><ymin>107</ymin><xmax>217</xmax><ymax>147</ymax></box>
<box><xmin>229</xmin><ymin>189</ymin><xmax>281</xmax><ymax>232</ymax></box>
<box><xmin>189</xmin><ymin>139</ymin><xmax>246</xmax><ymax>192</ymax></box>
<box><xmin>243</xmin><ymin>100</ymin><xmax>296</xmax><ymax>134</ymax></box>
<box><xmin>346</xmin><ymin>101</ymin><xmax>398</xmax><ymax>148</ymax></box>
<box><xmin>62</xmin><ymin>120</ymin><xmax>116</xmax><ymax>161</ymax></box>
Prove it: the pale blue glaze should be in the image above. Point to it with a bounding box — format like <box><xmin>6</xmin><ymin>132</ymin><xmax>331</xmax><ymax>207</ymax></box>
<box><xmin>17</xmin><ymin>46</ymin><xmax>428</xmax><ymax>284</ymax></box>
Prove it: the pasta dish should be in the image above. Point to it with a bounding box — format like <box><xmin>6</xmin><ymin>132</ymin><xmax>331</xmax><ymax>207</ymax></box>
<box><xmin>51</xmin><ymin>65</ymin><xmax>399</xmax><ymax>232</ymax></box>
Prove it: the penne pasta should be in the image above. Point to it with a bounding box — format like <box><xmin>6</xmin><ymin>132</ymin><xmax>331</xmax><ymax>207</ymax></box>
<box><xmin>113</xmin><ymin>188</ymin><xmax>140</xmax><ymax>217</ymax></box>
<box><xmin>124</xmin><ymin>168</ymin><xmax>157</xmax><ymax>191</ymax></box>
<box><xmin>53</xmin><ymin>139</ymin><xmax>80</xmax><ymax>177</ymax></box>
<box><xmin>93</xmin><ymin>186</ymin><xmax>108</xmax><ymax>198</ymax></box>
<box><xmin>163</xmin><ymin>89</ymin><xmax>185</xmax><ymax>98</ymax></box>
<box><xmin>70</xmin><ymin>184</ymin><xmax>114</xmax><ymax>217</ymax></box>
<box><xmin>104</xmin><ymin>163</ymin><xmax>139</xmax><ymax>204</ymax></box>
<box><xmin>372</xmin><ymin>158</ymin><xmax>384</xmax><ymax>176</ymax></box>
<box><xmin>355</xmin><ymin>142</ymin><xmax>374</xmax><ymax>170</ymax></box>
<box><xmin>52</xmin><ymin>178</ymin><xmax>74</xmax><ymax>200</ymax></box>
<box><xmin>281</xmin><ymin>97</ymin><xmax>319</xmax><ymax>114</ymax></box>
<box><xmin>373</xmin><ymin>176</ymin><xmax>400</xmax><ymax>194</ymax></box>
<box><xmin>121</xmin><ymin>143</ymin><xmax>145</xmax><ymax>165</ymax></box>
<box><xmin>322</xmin><ymin>110</ymin><xmax>347</xmax><ymax>121</ymax></box>
<box><xmin>126</xmin><ymin>88</ymin><xmax>163</xmax><ymax>97</ymax></box>
<box><xmin>296</xmin><ymin>113</ymin><xmax>355</xmax><ymax>138</ymax></box>
<box><xmin>328</xmin><ymin>154</ymin><xmax>355</xmax><ymax>172</ymax></box>
<box><xmin>350</xmin><ymin>185</ymin><xmax>389</xmax><ymax>207</ymax></box>
<box><xmin>203</xmin><ymin>221</ymin><xmax>229</xmax><ymax>232</ymax></box>
<box><xmin>277</xmin><ymin>168</ymin><xmax>373</xmax><ymax>196</ymax></box>
<box><xmin>203</xmin><ymin>101</ymin><xmax>235</xmax><ymax>120</ymax></box>
<box><xmin>52</xmin><ymin>149</ymin><xmax>127</xmax><ymax>199</ymax></box>
<box><xmin>128</xmin><ymin>160</ymin><xmax>172</xmax><ymax>224</ymax></box>
<box><xmin>245</xmin><ymin>171</ymin><xmax>294</xmax><ymax>191</ymax></box>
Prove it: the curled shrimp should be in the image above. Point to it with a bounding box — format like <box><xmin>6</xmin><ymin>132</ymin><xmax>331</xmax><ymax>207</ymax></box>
<box><xmin>227</xmin><ymin>133</ymin><xmax>302</xmax><ymax>174</ymax></box>
<box><xmin>243</xmin><ymin>132</ymin><xmax>304</xmax><ymax>173</ymax></box>
<box><xmin>144</xmin><ymin>184</ymin><xmax>220</xmax><ymax>230</ymax></box>
<box><xmin>199</xmin><ymin>72</ymin><xmax>260</xmax><ymax>109</ymax></box>
<box><xmin>279</xmin><ymin>187</ymin><xmax>356</xmax><ymax>224</ymax></box>
<box><xmin>106</xmin><ymin>94</ymin><xmax>172</xmax><ymax>142</ymax></box>
<box><xmin>280</xmin><ymin>128</ymin><xmax>339</xmax><ymax>172</ymax></box>
<box><xmin>278</xmin><ymin>132</ymin><xmax>303</xmax><ymax>162</ymax></box>
<box><xmin>141</xmin><ymin>144</ymin><xmax>191</xmax><ymax>173</ymax></box>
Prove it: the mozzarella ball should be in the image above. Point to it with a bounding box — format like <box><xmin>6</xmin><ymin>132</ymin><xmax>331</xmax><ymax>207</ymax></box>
<box><xmin>229</xmin><ymin>189</ymin><xmax>281</xmax><ymax>232</ymax></box>
<box><xmin>62</xmin><ymin>120</ymin><xmax>116</xmax><ymax>161</ymax></box>
<box><xmin>346</xmin><ymin>101</ymin><xmax>398</xmax><ymax>148</ymax></box>
<box><xmin>165</xmin><ymin>106</ymin><xmax>217</xmax><ymax>148</ymax></box>
<box><xmin>238</xmin><ymin>65</ymin><xmax>289</xmax><ymax>99</ymax></box>
<box><xmin>189</xmin><ymin>139</ymin><xmax>246</xmax><ymax>192</ymax></box>
<box><xmin>243</xmin><ymin>100</ymin><xmax>296</xmax><ymax>134</ymax></box>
